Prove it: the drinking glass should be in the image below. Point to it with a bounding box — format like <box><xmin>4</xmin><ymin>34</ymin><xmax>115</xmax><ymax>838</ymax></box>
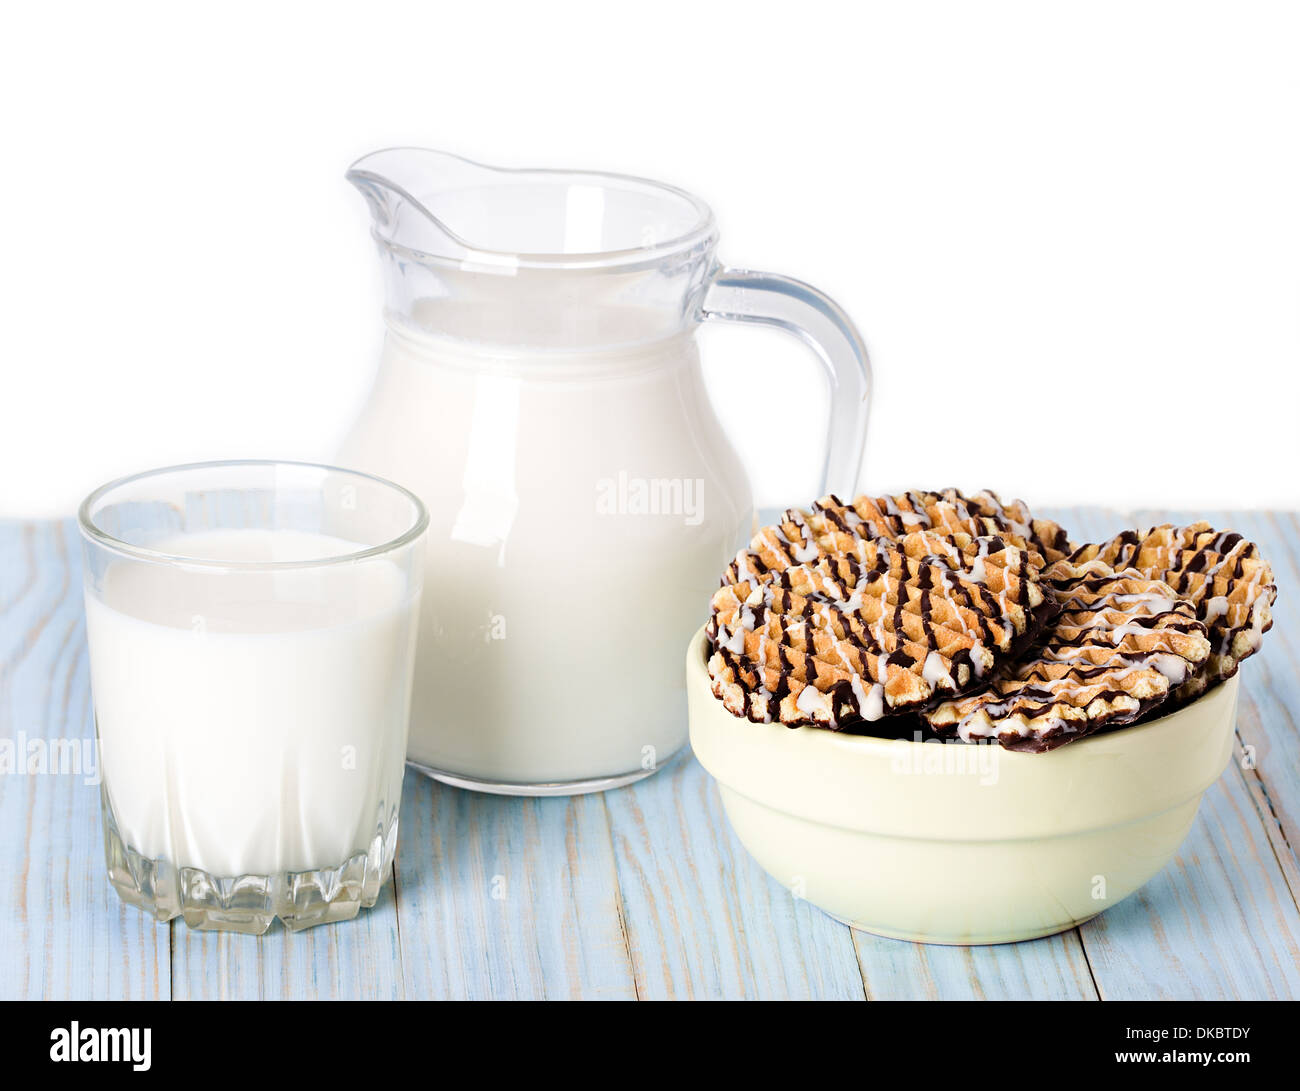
<box><xmin>78</xmin><ymin>460</ymin><xmax>427</xmax><ymax>932</ymax></box>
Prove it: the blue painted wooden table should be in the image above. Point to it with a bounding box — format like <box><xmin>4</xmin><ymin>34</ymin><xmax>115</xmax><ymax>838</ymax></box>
<box><xmin>2</xmin><ymin>508</ymin><xmax>1298</xmax><ymax>1000</ymax></box>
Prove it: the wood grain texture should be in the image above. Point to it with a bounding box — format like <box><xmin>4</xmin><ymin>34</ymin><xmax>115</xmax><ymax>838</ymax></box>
<box><xmin>0</xmin><ymin>522</ymin><xmax>168</xmax><ymax>1000</ymax></box>
<box><xmin>1200</xmin><ymin>510</ymin><xmax>1300</xmax><ymax>910</ymax></box>
<box><xmin>605</xmin><ymin>750</ymin><xmax>867</xmax><ymax>1000</ymax></box>
<box><xmin>854</xmin><ymin>929</ymin><xmax>1098</xmax><ymax>1001</ymax></box>
<box><xmin>0</xmin><ymin>511</ymin><xmax>1296</xmax><ymax>1000</ymax></box>
<box><xmin>169</xmin><ymin>883</ymin><xmax>406</xmax><ymax>1000</ymax></box>
<box><xmin>393</xmin><ymin>774</ymin><xmax>637</xmax><ymax>1000</ymax></box>
<box><xmin>1079</xmin><ymin>761</ymin><xmax>1300</xmax><ymax>1000</ymax></box>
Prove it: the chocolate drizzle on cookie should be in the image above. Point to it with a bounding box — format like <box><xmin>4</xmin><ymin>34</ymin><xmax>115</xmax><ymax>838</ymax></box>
<box><xmin>1067</xmin><ymin>522</ymin><xmax>1276</xmax><ymax>704</ymax></box>
<box><xmin>704</xmin><ymin>497</ymin><xmax>1276</xmax><ymax>752</ymax></box>
<box><xmin>707</xmin><ymin>525</ymin><xmax>1053</xmax><ymax>728</ymax></box>
<box><xmin>923</xmin><ymin>562</ymin><xmax>1211</xmax><ymax>752</ymax></box>
<box><xmin>809</xmin><ymin>488</ymin><xmax>1072</xmax><ymax>565</ymax></box>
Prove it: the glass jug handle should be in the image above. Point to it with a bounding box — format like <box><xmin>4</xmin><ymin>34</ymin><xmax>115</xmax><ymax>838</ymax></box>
<box><xmin>701</xmin><ymin>268</ymin><xmax>872</xmax><ymax>498</ymax></box>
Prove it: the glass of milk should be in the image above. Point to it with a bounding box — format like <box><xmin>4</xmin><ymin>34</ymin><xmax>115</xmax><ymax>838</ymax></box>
<box><xmin>78</xmin><ymin>460</ymin><xmax>427</xmax><ymax>933</ymax></box>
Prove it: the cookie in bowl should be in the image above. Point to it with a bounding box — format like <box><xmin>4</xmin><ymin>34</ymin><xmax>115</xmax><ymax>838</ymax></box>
<box><xmin>923</xmin><ymin>560</ymin><xmax>1212</xmax><ymax>751</ymax></box>
<box><xmin>1066</xmin><ymin>522</ymin><xmax>1276</xmax><ymax>705</ymax></box>
<box><xmin>707</xmin><ymin>528</ymin><xmax>1055</xmax><ymax>726</ymax></box>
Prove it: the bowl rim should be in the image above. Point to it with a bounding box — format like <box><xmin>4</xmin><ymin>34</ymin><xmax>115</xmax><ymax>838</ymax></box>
<box><xmin>685</xmin><ymin>624</ymin><xmax>1229</xmax><ymax>758</ymax></box>
<box><xmin>687</xmin><ymin>624</ymin><xmax>1240</xmax><ymax>839</ymax></box>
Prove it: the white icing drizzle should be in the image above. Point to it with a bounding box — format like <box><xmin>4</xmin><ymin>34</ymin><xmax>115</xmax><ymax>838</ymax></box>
<box><xmin>927</xmin><ymin>564</ymin><xmax>1211</xmax><ymax>749</ymax></box>
<box><xmin>707</xmin><ymin>494</ymin><xmax>1067</xmax><ymax>732</ymax></box>
<box><xmin>968</xmin><ymin>537</ymin><xmax>989</xmax><ymax>585</ymax></box>
<box><xmin>795</xmin><ymin>684</ymin><xmax>822</xmax><ymax>714</ymax></box>
<box><xmin>1111</xmin><ymin>591</ymin><xmax>1179</xmax><ymax>613</ymax></box>
<box><xmin>862</xmin><ymin>683</ymin><xmax>885</xmax><ymax>720</ymax></box>
<box><xmin>922</xmin><ymin>649</ymin><xmax>954</xmax><ymax>688</ymax></box>
<box><xmin>1150</xmin><ymin>653</ymin><xmax>1189</xmax><ymax>684</ymax></box>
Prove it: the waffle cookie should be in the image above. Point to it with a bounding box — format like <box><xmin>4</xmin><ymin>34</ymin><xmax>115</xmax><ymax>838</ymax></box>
<box><xmin>706</xmin><ymin>528</ymin><xmax>1054</xmax><ymax>728</ymax></box>
<box><xmin>788</xmin><ymin>489</ymin><xmax>1073</xmax><ymax>565</ymax></box>
<box><xmin>923</xmin><ymin>560</ymin><xmax>1212</xmax><ymax>752</ymax></box>
<box><xmin>1066</xmin><ymin>522</ymin><xmax>1275</xmax><ymax>703</ymax></box>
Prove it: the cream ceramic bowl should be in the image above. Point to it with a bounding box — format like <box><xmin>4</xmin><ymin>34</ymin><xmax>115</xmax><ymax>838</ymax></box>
<box><xmin>686</xmin><ymin>626</ymin><xmax>1240</xmax><ymax>945</ymax></box>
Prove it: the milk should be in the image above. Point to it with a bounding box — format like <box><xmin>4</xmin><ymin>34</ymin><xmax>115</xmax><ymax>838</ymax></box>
<box><xmin>85</xmin><ymin>529</ymin><xmax>420</xmax><ymax>877</ymax></box>
<box><xmin>339</xmin><ymin>310</ymin><xmax>752</xmax><ymax>786</ymax></box>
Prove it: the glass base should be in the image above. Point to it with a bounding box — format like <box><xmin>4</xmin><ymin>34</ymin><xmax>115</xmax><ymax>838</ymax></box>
<box><xmin>101</xmin><ymin>794</ymin><xmax>398</xmax><ymax>934</ymax></box>
<box><xmin>407</xmin><ymin>744</ymin><xmax>687</xmax><ymax>797</ymax></box>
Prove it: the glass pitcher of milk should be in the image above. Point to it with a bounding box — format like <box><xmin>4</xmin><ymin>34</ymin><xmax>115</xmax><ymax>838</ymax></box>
<box><xmin>339</xmin><ymin>147</ymin><xmax>871</xmax><ymax>796</ymax></box>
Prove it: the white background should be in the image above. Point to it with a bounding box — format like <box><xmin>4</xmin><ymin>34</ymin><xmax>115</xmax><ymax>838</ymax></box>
<box><xmin>1</xmin><ymin>0</ymin><xmax>1296</xmax><ymax>518</ymax></box>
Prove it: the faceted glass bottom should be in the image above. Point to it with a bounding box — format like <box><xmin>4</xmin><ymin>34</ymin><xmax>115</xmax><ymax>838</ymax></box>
<box><xmin>100</xmin><ymin>789</ymin><xmax>399</xmax><ymax>933</ymax></box>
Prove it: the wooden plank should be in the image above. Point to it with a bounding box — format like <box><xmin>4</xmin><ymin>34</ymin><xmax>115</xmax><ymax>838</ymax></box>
<box><xmin>392</xmin><ymin>773</ymin><xmax>637</xmax><ymax>1000</ymax></box>
<box><xmin>1079</xmin><ymin>758</ymin><xmax>1300</xmax><ymax>999</ymax></box>
<box><xmin>1203</xmin><ymin>510</ymin><xmax>1300</xmax><ymax>907</ymax></box>
<box><xmin>854</xmin><ymin>931</ymin><xmax>1098</xmax><ymax>1000</ymax></box>
<box><xmin>169</xmin><ymin>883</ymin><xmax>405</xmax><ymax>1000</ymax></box>
<box><xmin>0</xmin><ymin>521</ymin><xmax>169</xmax><ymax>1000</ymax></box>
<box><xmin>605</xmin><ymin>750</ymin><xmax>867</xmax><ymax>1000</ymax></box>
<box><xmin>4</xmin><ymin>508</ymin><xmax>1297</xmax><ymax>1000</ymax></box>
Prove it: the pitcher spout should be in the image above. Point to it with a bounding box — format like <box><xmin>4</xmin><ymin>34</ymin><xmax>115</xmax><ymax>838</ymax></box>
<box><xmin>347</xmin><ymin>147</ymin><xmax>493</xmax><ymax>264</ymax></box>
<box><xmin>346</xmin><ymin>146</ymin><xmax>720</xmax><ymax>347</ymax></box>
<box><xmin>347</xmin><ymin>146</ymin><xmax>716</xmax><ymax>270</ymax></box>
